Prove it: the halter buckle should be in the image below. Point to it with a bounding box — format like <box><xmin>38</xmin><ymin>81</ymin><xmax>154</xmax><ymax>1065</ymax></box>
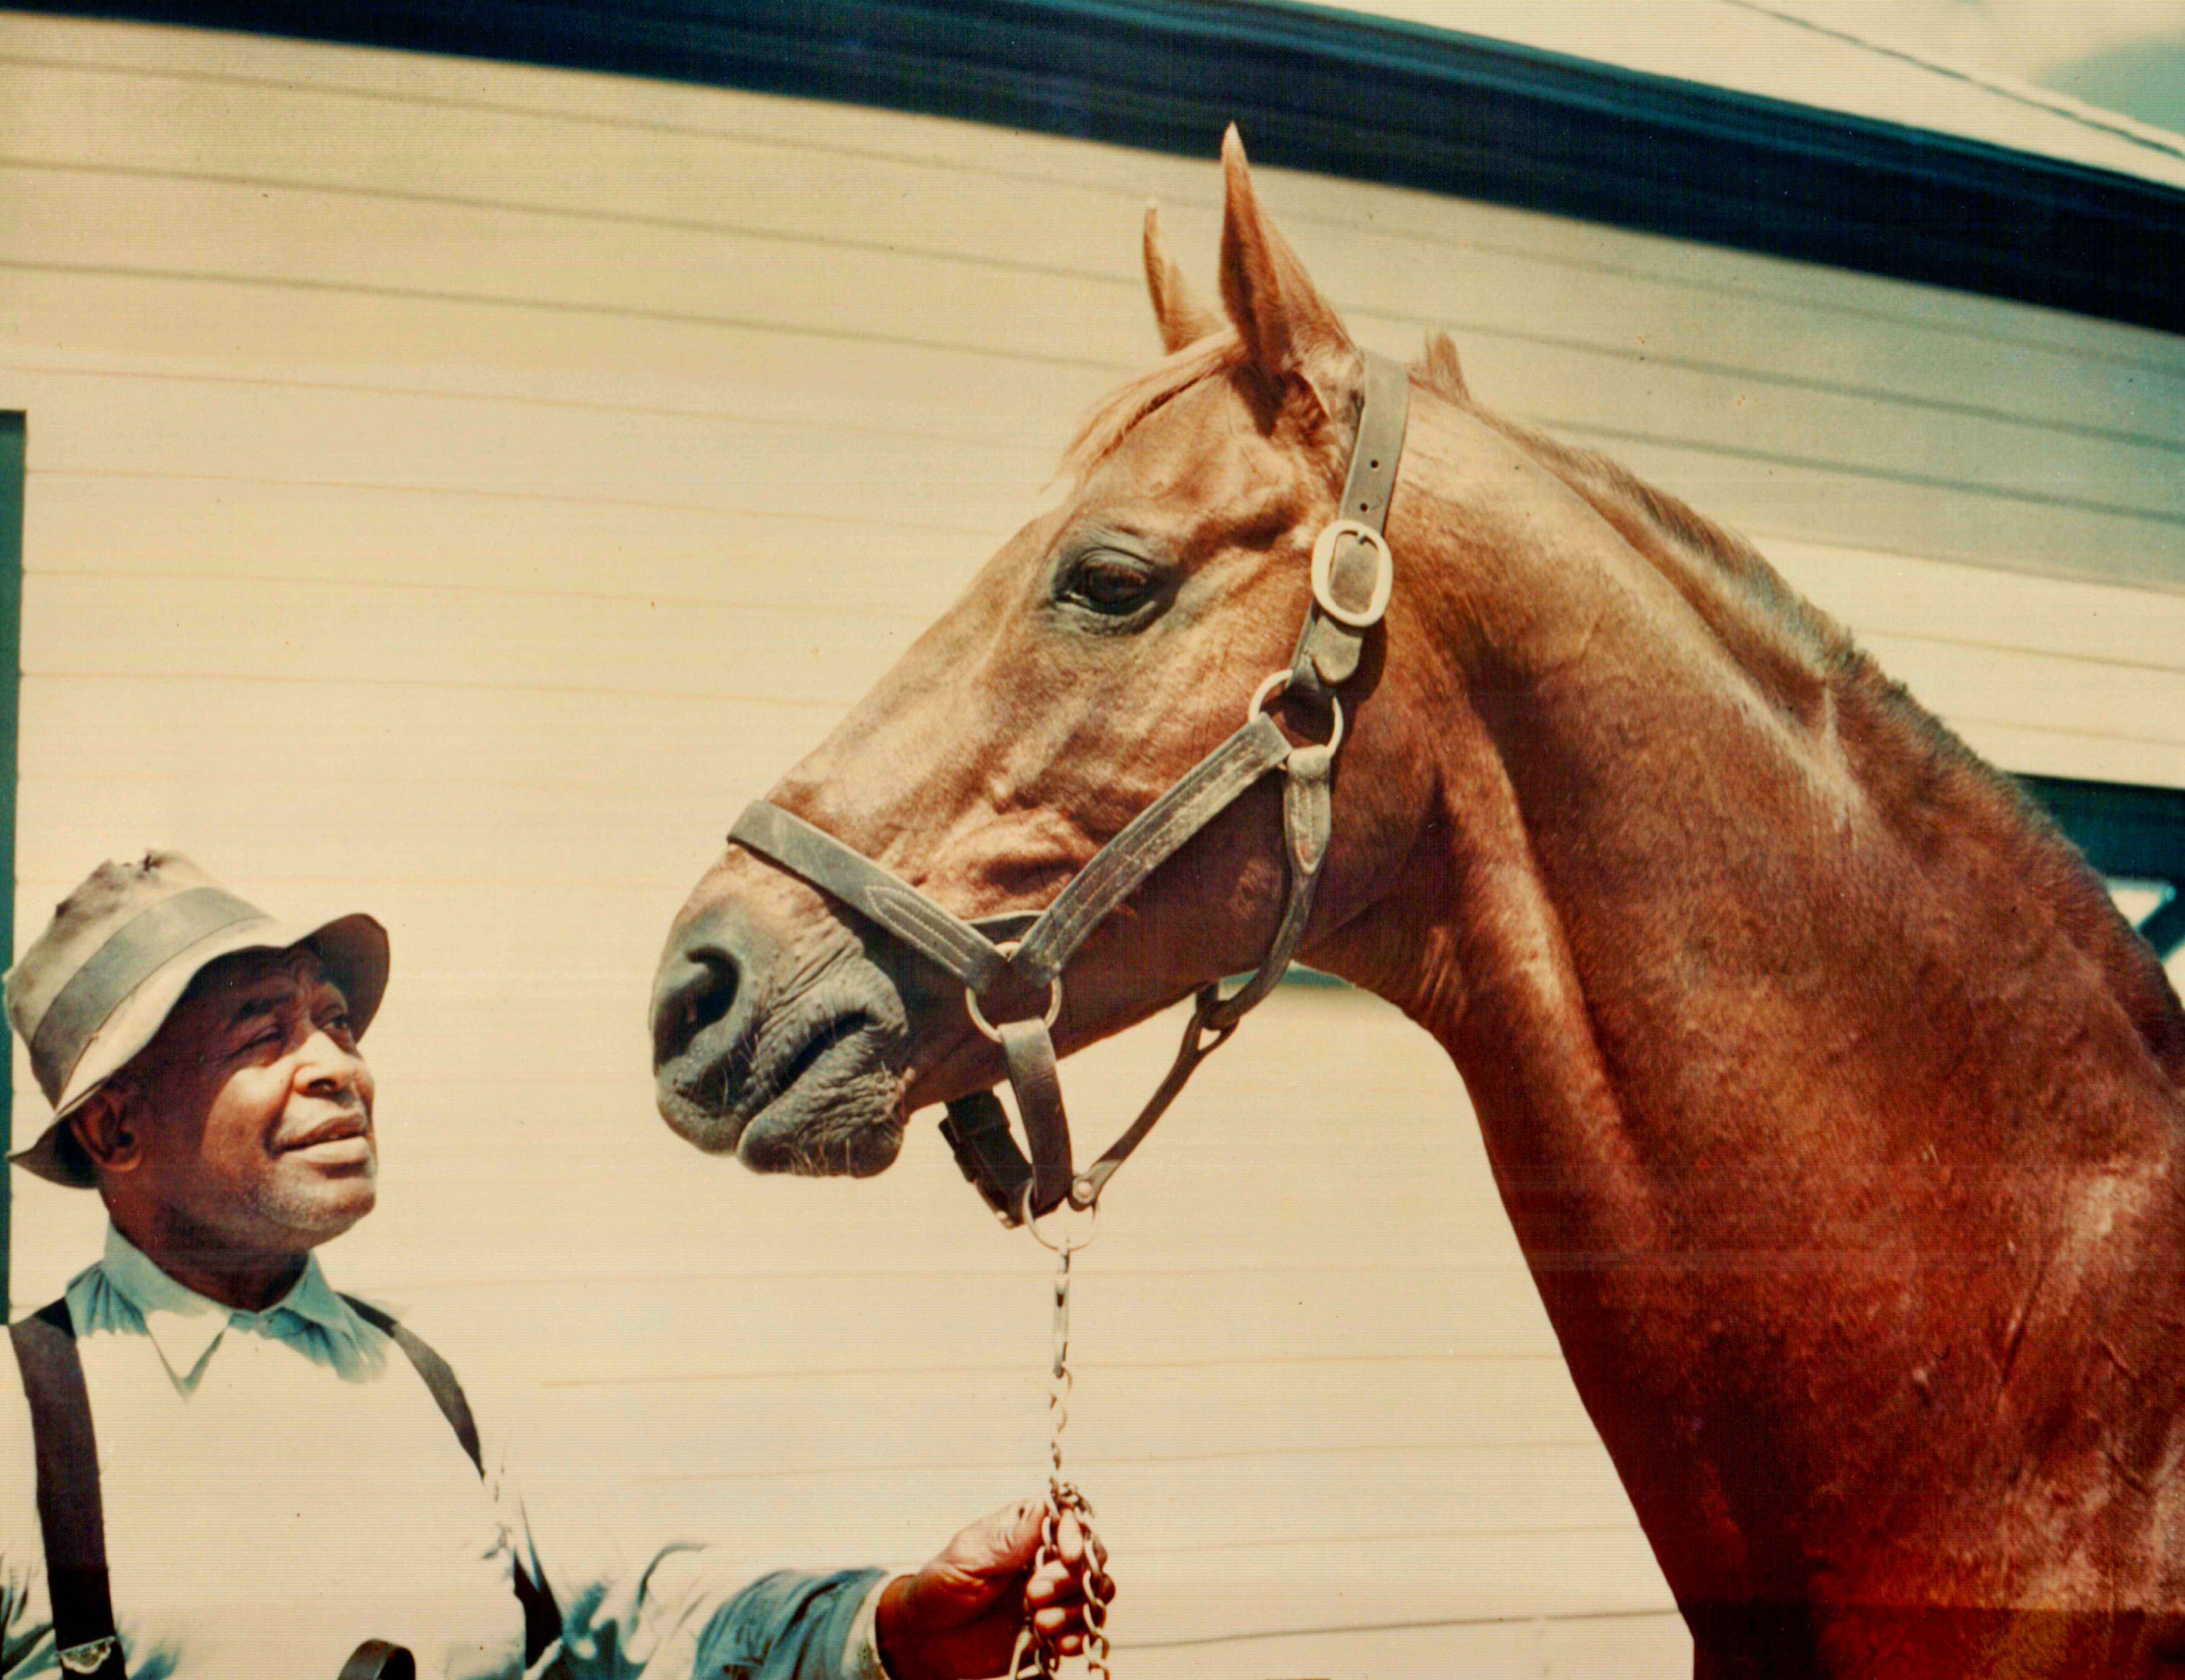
<box><xmin>1310</xmin><ymin>520</ymin><xmax>1394</xmax><ymax>629</ymax></box>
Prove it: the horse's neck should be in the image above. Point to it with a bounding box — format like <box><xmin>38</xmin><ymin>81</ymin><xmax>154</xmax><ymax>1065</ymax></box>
<box><xmin>1374</xmin><ymin>416</ymin><xmax>2183</xmax><ymax>1203</ymax></box>
<box><xmin>1324</xmin><ymin>422</ymin><xmax>2185</xmax><ymax>1608</ymax></box>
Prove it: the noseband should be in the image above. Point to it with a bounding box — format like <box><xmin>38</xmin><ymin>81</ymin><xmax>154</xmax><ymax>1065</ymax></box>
<box><xmin>729</xmin><ymin>353</ymin><xmax>1410</xmax><ymax>1227</ymax></box>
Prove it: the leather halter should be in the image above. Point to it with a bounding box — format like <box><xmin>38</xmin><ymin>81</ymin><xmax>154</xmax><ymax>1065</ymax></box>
<box><xmin>730</xmin><ymin>352</ymin><xmax>1410</xmax><ymax>1227</ymax></box>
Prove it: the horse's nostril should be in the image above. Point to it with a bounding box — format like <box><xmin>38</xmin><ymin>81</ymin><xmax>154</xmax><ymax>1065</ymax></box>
<box><xmin>652</xmin><ymin>899</ymin><xmax>793</xmax><ymax>1100</ymax></box>
<box><xmin>653</xmin><ymin>948</ymin><xmax>739</xmax><ymax>1067</ymax></box>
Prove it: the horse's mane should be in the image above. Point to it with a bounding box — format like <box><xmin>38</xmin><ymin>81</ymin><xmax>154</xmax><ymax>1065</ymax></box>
<box><xmin>1436</xmin><ymin>350</ymin><xmax>2185</xmax><ymax>1087</ymax></box>
<box><xmin>1064</xmin><ymin>332</ymin><xmax>2185</xmax><ymax>1082</ymax></box>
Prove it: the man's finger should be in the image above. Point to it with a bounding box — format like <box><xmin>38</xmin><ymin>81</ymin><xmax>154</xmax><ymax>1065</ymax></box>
<box><xmin>1032</xmin><ymin>1603</ymin><xmax>1085</xmax><ymax>1636</ymax></box>
<box><xmin>990</xmin><ymin>1498</ymin><xmax>1039</xmax><ymax>1547</ymax></box>
<box><xmin>1025</xmin><ymin>1565</ymin><xmax>1083</xmax><ymax>1608</ymax></box>
<box><xmin>959</xmin><ymin>1497</ymin><xmax>1044</xmax><ymax>1580</ymax></box>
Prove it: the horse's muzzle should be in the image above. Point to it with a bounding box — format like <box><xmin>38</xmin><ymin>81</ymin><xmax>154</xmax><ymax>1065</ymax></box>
<box><xmin>651</xmin><ymin>886</ymin><xmax>912</xmax><ymax>1175</ymax></box>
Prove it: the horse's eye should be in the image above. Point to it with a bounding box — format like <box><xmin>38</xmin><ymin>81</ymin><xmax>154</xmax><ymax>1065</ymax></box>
<box><xmin>1064</xmin><ymin>553</ymin><xmax>1156</xmax><ymax>613</ymax></box>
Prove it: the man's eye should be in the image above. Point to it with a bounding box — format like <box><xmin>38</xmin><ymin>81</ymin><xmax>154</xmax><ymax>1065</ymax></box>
<box><xmin>1064</xmin><ymin>554</ymin><xmax>1156</xmax><ymax>613</ymax></box>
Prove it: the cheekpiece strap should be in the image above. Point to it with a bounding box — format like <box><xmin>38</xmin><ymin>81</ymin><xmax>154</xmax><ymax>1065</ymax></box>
<box><xmin>944</xmin><ymin>737</ymin><xmax>1340</xmax><ymax>1224</ymax></box>
<box><xmin>1202</xmin><ymin>741</ymin><xmax>1334</xmax><ymax>1032</ymax></box>
<box><xmin>1009</xmin><ymin>712</ymin><xmax>1291</xmax><ymax>984</ymax></box>
<box><xmin>1340</xmin><ymin>351</ymin><xmax>1411</xmax><ymax>532</ymax></box>
<box><xmin>1291</xmin><ymin>351</ymin><xmax>1410</xmax><ymax>697</ymax></box>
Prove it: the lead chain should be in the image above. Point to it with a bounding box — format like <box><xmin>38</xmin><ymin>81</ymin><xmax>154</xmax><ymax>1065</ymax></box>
<box><xmin>1013</xmin><ymin>1243</ymin><xmax>1116</xmax><ymax>1678</ymax></box>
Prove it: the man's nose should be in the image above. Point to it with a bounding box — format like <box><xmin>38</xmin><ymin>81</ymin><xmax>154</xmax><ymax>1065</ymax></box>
<box><xmin>296</xmin><ymin>1029</ymin><xmax>367</xmax><ymax>1098</ymax></box>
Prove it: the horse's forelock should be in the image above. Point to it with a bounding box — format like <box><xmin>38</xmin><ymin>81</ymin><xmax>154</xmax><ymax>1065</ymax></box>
<box><xmin>1062</xmin><ymin>331</ymin><xmax>1245</xmax><ymax>481</ymax></box>
<box><xmin>1069</xmin><ymin>330</ymin><xmax>1486</xmax><ymax>486</ymax></box>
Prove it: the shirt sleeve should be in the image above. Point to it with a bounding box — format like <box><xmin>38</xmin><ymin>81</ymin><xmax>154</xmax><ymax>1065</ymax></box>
<box><xmin>841</xmin><ymin>1576</ymin><xmax>900</xmax><ymax>1680</ymax></box>
<box><xmin>481</xmin><ymin>1385</ymin><xmax>890</xmax><ymax>1680</ymax></box>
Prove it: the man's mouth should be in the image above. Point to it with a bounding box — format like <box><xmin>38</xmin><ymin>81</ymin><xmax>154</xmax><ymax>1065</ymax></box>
<box><xmin>279</xmin><ymin>1116</ymin><xmax>371</xmax><ymax>1155</ymax></box>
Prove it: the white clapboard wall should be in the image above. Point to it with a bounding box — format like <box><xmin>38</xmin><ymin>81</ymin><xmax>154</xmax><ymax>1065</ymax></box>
<box><xmin>2</xmin><ymin>12</ymin><xmax>2181</xmax><ymax>1676</ymax></box>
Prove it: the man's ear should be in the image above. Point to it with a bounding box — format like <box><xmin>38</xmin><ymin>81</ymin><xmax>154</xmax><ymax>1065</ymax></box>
<box><xmin>71</xmin><ymin>1083</ymin><xmax>143</xmax><ymax>1175</ymax></box>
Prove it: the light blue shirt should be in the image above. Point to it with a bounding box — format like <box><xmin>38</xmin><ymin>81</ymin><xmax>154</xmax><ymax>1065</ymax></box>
<box><xmin>0</xmin><ymin>1227</ymin><xmax>889</xmax><ymax>1680</ymax></box>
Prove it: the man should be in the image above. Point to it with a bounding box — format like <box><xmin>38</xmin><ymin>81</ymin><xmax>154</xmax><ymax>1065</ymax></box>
<box><xmin>0</xmin><ymin>852</ymin><xmax>1090</xmax><ymax>1678</ymax></box>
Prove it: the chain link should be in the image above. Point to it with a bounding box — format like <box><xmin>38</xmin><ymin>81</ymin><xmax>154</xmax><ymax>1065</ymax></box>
<box><xmin>1011</xmin><ymin>1242</ymin><xmax>1117</xmax><ymax>1678</ymax></box>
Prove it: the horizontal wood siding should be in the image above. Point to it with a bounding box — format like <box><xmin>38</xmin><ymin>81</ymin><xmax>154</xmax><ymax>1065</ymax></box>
<box><xmin>2</xmin><ymin>12</ymin><xmax>2180</xmax><ymax>1674</ymax></box>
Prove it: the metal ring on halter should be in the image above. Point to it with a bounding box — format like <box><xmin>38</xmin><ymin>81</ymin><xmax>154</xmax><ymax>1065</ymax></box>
<box><xmin>1310</xmin><ymin>519</ymin><xmax>1395</xmax><ymax>629</ymax></box>
<box><xmin>964</xmin><ymin>940</ymin><xmax>1063</xmax><ymax>1043</ymax></box>
<box><xmin>1247</xmin><ymin>670</ymin><xmax>1345</xmax><ymax>754</ymax></box>
<box><xmin>1022</xmin><ymin>1183</ymin><xmax>1099</xmax><ymax>1253</ymax></box>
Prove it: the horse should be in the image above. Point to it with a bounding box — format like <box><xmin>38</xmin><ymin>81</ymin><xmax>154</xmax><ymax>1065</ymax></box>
<box><xmin>649</xmin><ymin>129</ymin><xmax>2185</xmax><ymax>1677</ymax></box>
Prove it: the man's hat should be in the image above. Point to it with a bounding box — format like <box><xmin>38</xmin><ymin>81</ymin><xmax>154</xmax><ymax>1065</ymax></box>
<box><xmin>3</xmin><ymin>851</ymin><xmax>389</xmax><ymax>1188</ymax></box>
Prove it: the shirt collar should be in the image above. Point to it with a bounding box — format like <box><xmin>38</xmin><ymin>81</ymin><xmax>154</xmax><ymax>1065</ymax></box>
<box><xmin>97</xmin><ymin>1224</ymin><xmax>371</xmax><ymax>1383</ymax></box>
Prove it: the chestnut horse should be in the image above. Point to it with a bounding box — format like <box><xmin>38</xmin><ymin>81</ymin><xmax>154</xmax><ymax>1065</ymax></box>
<box><xmin>651</xmin><ymin>132</ymin><xmax>2185</xmax><ymax>1677</ymax></box>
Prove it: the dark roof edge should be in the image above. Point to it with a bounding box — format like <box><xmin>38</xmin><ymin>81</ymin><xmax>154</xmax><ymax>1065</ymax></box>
<box><xmin>22</xmin><ymin>0</ymin><xmax>2185</xmax><ymax>335</ymax></box>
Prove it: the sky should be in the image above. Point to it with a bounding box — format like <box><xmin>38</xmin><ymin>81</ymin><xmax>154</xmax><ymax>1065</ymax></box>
<box><xmin>1772</xmin><ymin>0</ymin><xmax>2185</xmax><ymax>129</ymax></box>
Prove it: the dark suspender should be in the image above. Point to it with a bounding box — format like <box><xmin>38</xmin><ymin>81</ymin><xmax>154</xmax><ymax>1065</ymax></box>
<box><xmin>338</xmin><ymin>1297</ymin><xmax>563</xmax><ymax>1664</ymax></box>
<box><xmin>10</xmin><ymin>1302</ymin><xmax>126</xmax><ymax>1679</ymax></box>
<box><xmin>10</xmin><ymin>1295</ymin><xmax>562</xmax><ymax>1675</ymax></box>
<box><xmin>336</xmin><ymin>1639</ymin><xmax>417</xmax><ymax>1680</ymax></box>
<box><xmin>340</xmin><ymin>1298</ymin><xmax>484</xmax><ymax>1471</ymax></box>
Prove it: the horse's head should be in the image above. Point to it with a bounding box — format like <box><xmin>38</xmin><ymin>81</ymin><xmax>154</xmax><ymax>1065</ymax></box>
<box><xmin>652</xmin><ymin>131</ymin><xmax>1467</xmax><ymax>1177</ymax></box>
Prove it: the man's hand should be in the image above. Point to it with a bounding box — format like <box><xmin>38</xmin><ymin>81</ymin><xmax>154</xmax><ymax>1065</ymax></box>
<box><xmin>874</xmin><ymin>1498</ymin><xmax>1096</xmax><ymax>1680</ymax></box>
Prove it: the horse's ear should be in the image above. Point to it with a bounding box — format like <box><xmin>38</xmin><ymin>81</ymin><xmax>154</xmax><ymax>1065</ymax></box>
<box><xmin>1143</xmin><ymin>202</ymin><xmax>1220</xmax><ymax>354</ymax></box>
<box><xmin>1424</xmin><ymin>331</ymin><xmax>1470</xmax><ymax>401</ymax></box>
<box><xmin>1216</xmin><ymin>125</ymin><xmax>1361</xmax><ymax>427</ymax></box>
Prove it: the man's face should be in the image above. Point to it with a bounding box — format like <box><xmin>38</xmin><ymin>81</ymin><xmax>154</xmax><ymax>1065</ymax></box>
<box><xmin>97</xmin><ymin>947</ymin><xmax>379</xmax><ymax>1255</ymax></box>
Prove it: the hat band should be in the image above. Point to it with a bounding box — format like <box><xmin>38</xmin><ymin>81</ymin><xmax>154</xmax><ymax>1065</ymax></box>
<box><xmin>29</xmin><ymin>887</ymin><xmax>271</xmax><ymax>1103</ymax></box>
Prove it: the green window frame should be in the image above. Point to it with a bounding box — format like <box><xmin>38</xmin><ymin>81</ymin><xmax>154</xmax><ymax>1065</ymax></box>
<box><xmin>2021</xmin><ymin>774</ymin><xmax>2185</xmax><ymax>959</ymax></box>
<box><xmin>0</xmin><ymin>413</ymin><xmax>22</xmax><ymax>1315</ymax></box>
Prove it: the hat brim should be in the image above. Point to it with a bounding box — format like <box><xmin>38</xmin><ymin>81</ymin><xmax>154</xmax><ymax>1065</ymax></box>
<box><xmin>11</xmin><ymin>910</ymin><xmax>389</xmax><ymax>1189</ymax></box>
